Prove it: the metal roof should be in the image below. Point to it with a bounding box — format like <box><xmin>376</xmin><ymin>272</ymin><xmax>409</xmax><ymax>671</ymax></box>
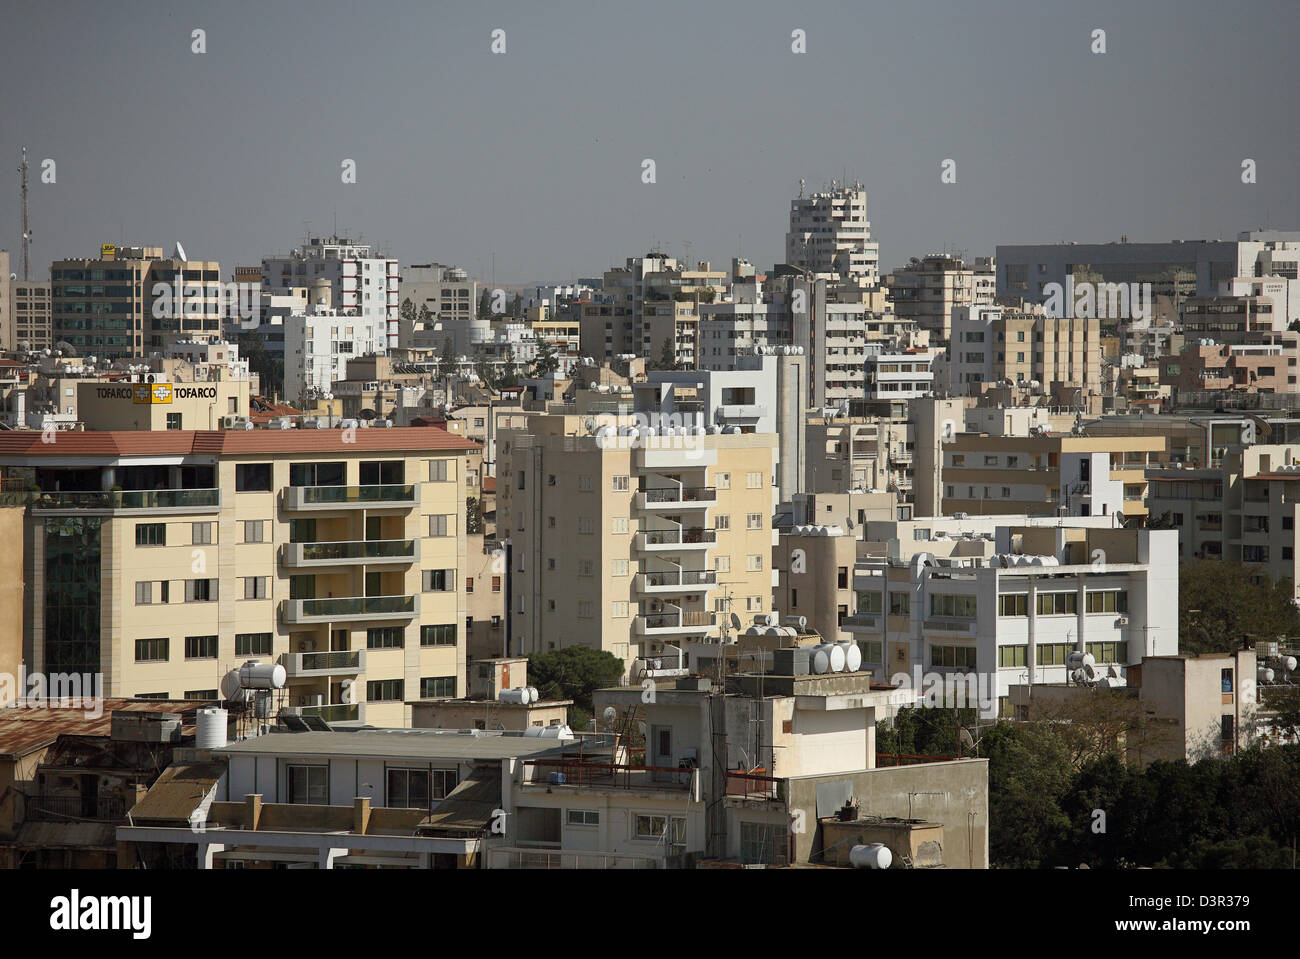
<box><xmin>215</xmin><ymin>728</ymin><xmax>576</xmax><ymax>762</ymax></box>
<box><xmin>0</xmin><ymin>700</ymin><xmax>208</xmax><ymax>760</ymax></box>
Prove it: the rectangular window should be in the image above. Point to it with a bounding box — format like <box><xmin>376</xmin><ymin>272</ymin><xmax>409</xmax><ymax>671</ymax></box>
<box><xmin>422</xmin><ymin>569</ymin><xmax>454</xmax><ymax>591</ymax></box>
<box><xmin>242</xmin><ymin>576</ymin><xmax>268</xmax><ymax>600</ymax></box>
<box><xmin>235</xmin><ymin>632</ymin><xmax>272</xmax><ymax>656</ymax></box>
<box><xmin>611</xmin><ymin>517</ymin><xmax>629</xmax><ymax>534</ymax></box>
<box><xmin>1036</xmin><ymin>592</ymin><xmax>1077</xmax><ymax>616</ymax></box>
<box><xmin>715</xmin><ymin>515</ymin><xmax>730</xmax><ymax>531</ymax></box>
<box><xmin>134</xmin><ymin>638</ymin><xmax>169</xmax><ymax>663</ymax></box>
<box><xmin>185</xmin><ymin>579</ymin><xmax>217</xmax><ymax>602</ymax></box>
<box><xmin>184</xmin><ymin>689</ymin><xmax>218</xmax><ymax>700</ymax></box>
<box><xmin>567</xmin><ymin>809</ymin><xmax>600</xmax><ymax>826</ymax></box>
<box><xmin>184</xmin><ymin>635</ymin><xmax>218</xmax><ymax>659</ymax></box>
<box><xmin>287</xmin><ymin>764</ymin><xmax>328</xmax><ymax>805</ymax></box>
<box><xmin>746</xmin><ymin>472</ymin><xmax>763</xmax><ymax>489</ymax></box>
<box><xmin>243</xmin><ymin>520</ymin><xmax>265</xmax><ymax>543</ymax></box>
<box><xmin>1085</xmin><ymin>590</ymin><xmax>1128</xmax><ymax>614</ymax></box>
<box><xmin>998</xmin><ymin>594</ymin><xmax>1028</xmax><ymax>617</ymax></box>
<box><xmin>611</xmin><ymin>475</ymin><xmax>630</xmax><ymax>491</ymax></box>
<box><xmin>747</xmin><ymin>554</ymin><xmax>763</xmax><ymax>571</ymax></box>
<box><xmin>419</xmin><ymin>676</ymin><xmax>455</xmax><ymax>698</ymax></box>
<box><xmin>714</xmin><ymin>473</ymin><xmax>730</xmax><ymax>490</ymax></box>
<box><xmin>428</xmin><ymin>459</ymin><xmax>453</xmax><ymax>482</ymax></box>
<box><xmin>747</xmin><ymin>513</ymin><xmax>763</xmax><ymax>530</ymax></box>
<box><xmin>367</xmin><ymin>679</ymin><xmax>405</xmax><ymax>702</ymax></box>
<box><xmin>136</xmin><ymin>523</ymin><xmax>166</xmax><ymax>547</ymax></box>
<box><xmin>135</xmin><ymin>580</ymin><xmax>169</xmax><ymax>605</ymax></box>
<box><xmin>192</xmin><ymin>522</ymin><xmax>214</xmax><ymax>545</ymax></box>
<box><xmin>428</xmin><ymin>514</ymin><xmax>455</xmax><ymax>537</ymax></box>
<box><xmin>888</xmin><ymin>592</ymin><xmax>910</xmax><ymax>616</ymax></box>
<box><xmin>997</xmin><ymin>645</ymin><xmax>1027</xmax><ymax>668</ymax></box>
<box><xmin>386</xmin><ymin>768</ymin><xmax>431</xmax><ymax>810</ymax></box>
<box><xmin>367</xmin><ymin>627</ymin><xmax>405</xmax><ymax>649</ymax></box>
<box><xmin>235</xmin><ymin>463</ymin><xmax>272</xmax><ymax>492</ymax></box>
<box><xmin>929</xmin><ymin>594</ymin><xmax>977</xmax><ymax>618</ymax></box>
<box><xmin>420</xmin><ymin>624</ymin><xmax>457</xmax><ymax>646</ymax></box>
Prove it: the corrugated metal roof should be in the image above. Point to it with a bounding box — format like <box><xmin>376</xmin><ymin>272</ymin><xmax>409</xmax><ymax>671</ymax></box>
<box><xmin>0</xmin><ymin>699</ymin><xmax>207</xmax><ymax>759</ymax></box>
<box><xmin>420</xmin><ymin>763</ymin><xmax>501</xmax><ymax>834</ymax></box>
<box><xmin>0</xmin><ymin>426</ymin><xmax>478</xmax><ymax>459</ymax></box>
<box><xmin>13</xmin><ymin>820</ymin><xmax>116</xmax><ymax>849</ymax></box>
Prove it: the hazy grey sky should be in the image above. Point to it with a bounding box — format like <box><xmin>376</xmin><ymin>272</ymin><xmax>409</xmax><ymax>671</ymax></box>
<box><xmin>2</xmin><ymin>0</ymin><xmax>1297</xmax><ymax>285</ymax></box>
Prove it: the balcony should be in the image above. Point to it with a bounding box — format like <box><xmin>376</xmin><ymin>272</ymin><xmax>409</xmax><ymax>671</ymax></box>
<box><xmin>289</xmin><ymin>702</ymin><xmax>365</xmax><ymax>724</ymax></box>
<box><xmin>715</xmin><ymin>403</ymin><xmax>768</xmax><ymax>421</ymax></box>
<box><xmin>636</xmin><ymin>609</ymin><xmax>716</xmax><ymax>635</ymax></box>
<box><xmin>636</xmin><ymin>569</ymin><xmax>717</xmax><ymax>594</ymax></box>
<box><xmin>13</xmin><ymin>487</ymin><xmax>221</xmax><ymax>515</ymax></box>
<box><xmin>280</xmin><ymin>649</ymin><xmax>366</xmax><ymax>677</ymax></box>
<box><xmin>24</xmin><ymin>794</ymin><xmax>127</xmax><ymax>822</ymax></box>
<box><xmin>635</xmin><ymin>486</ymin><xmax>717</xmax><ymax>511</ymax></box>
<box><xmin>280</xmin><ymin>539</ymin><xmax>419</xmax><ymax>568</ymax></box>
<box><xmin>842</xmin><ymin>613</ymin><xmax>881</xmax><ymax>631</ymax></box>
<box><xmin>923</xmin><ymin>617</ymin><xmax>978</xmax><ymax>636</ymax></box>
<box><xmin>636</xmin><ymin>528</ymin><xmax>716</xmax><ymax>551</ymax></box>
<box><xmin>281</xmin><ymin>484</ymin><xmax>418</xmax><ymax>511</ymax></box>
<box><xmin>521</xmin><ymin>760</ymin><xmax>698</xmax><ymax>794</ymax></box>
<box><xmin>281</xmin><ymin>594</ymin><xmax>418</xmax><ymax>625</ymax></box>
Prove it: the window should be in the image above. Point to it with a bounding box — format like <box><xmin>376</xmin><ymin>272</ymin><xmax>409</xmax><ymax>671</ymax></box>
<box><xmin>136</xmin><ymin>523</ymin><xmax>166</xmax><ymax>547</ymax></box>
<box><xmin>135</xmin><ymin>580</ymin><xmax>169</xmax><ymax>605</ymax></box>
<box><xmin>998</xmin><ymin>594</ymin><xmax>1028</xmax><ymax>617</ymax></box>
<box><xmin>166</xmin><ymin>412</ymin><xmax>183</xmax><ymax>430</ymax></box>
<box><xmin>889</xmin><ymin>592</ymin><xmax>910</xmax><ymax>615</ymax></box>
<box><xmin>739</xmin><ymin>821</ymin><xmax>784</xmax><ymax>865</ymax></box>
<box><xmin>289</xmin><ymin>575</ymin><xmax>315</xmax><ymax>600</ymax></box>
<box><xmin>715</xmin><ymin>555</ymin><xmax>730</xmax><ymax>574</ymax></box>
<box><xmin>423</xmin><ymin>569</ymin><xmax>454</xmax><ymax>591</ymax></box>
<box><xmin>612</xmin><ymin>602</ymin><xmax>629</xmax><ymax>618</ymax></box>
<box><xmin>235</xmin><ymin>632</ymin><xmax>272</xmax><ymax>656</ymax></box>
<box><xmin>577</xmin><ymin>601</ymin><xmax>593</xmax><ymax>618</ymax></box>
<box><xmin>419</xmin><ymin>676</ymin><xmax>455</xmax><ymax>698</ymax></box>
<box><xmin>185</xmin><ymin>579</ymin><xmax>217</xmax><ymax>602</ymax></box>
<box><xmin>578</xmin><ymin>559</ymin><xmax>593</xmax><ymax>576</ymax></box>
<box><xmin>859</xmin><ymin>640</ymin><xmax>884</xmax><ymax>664</ymax></box>
<box><xmin>367</xmin><ymin>627</ymin><xmax>404</xmax><ymax>649</ymax></box>
<box><xmin>387</xmin><ymin>768</ymin><xmax>432</xmax><ymax>810</ymax></box>
<box><xmin>287</xmin><ymin>765</ymin><xmax>328</xmax><ymax>805</ymax></box>
<box><xmin>611</xmin><ymin>517</ymin><xmax>629</xmax><ymax>534</ymax></box>
<box><xmin>428</xmin><ymin>459</ymin><xmax>453</xmax><ymax>482</ymax></box>
<box><xmin>856</xmin><ymin>591</ymin><xmax>883</xmax><ymax>614</ymax></box>
<box><xmin>367</xmin><ymin>679</ymin><xmax>405</xmax><ymax>701</ymax></box>
<box><xmin>491</xmin><ymin>575</ymin><xmax>502</xmax><ymax>592</ymax></box>
<box><xmin>1221</xmin><ymin>668</ymin><xmax>1234</xmax><ymax>694</ymax></box>
<box><xmin>428</xmin><ymin>514</ymin><xmax>455</xmax><ymax>537</ymax></box>
<box><xmin>184</xmin><ymin>689</ymin><xmax>218</xmax><ymax>700</ymax></box>
<box><xmin>1036</xmin><ymin>592</ymin><xmax>1077</xmax><ymax>616</ymax></box>
<box><xmin>747</xmin><ymin>513</ymin><xmax>763</xmax><ymax>530</ymax></box>
<box><xmin>1085</xmin><ymin>590</ymin><xmax>1128</xmax><ymax>614</ymax></box>
<box><xmin>185</xmin><ymin>635</ymin><xmax>218</xmax><ymax>659</ymax></box>
<box><xmin>243</xmin><ymin>520</ymin><xmax>265</xmax><ymax>543</ymax></box>
<box><xmin>930</xmin><ymin>644</ymin><xmax>978</xmax><ymax>670</ymax></box>
<box><xmin>134</xmin><ymin>638</ymin><xmax>169</xmax><ymax>663</ymax></box>
<box><xmin>242</xmin><ymin>576</ymin><xmax>268</xmax><ymax>600</ymax></box>
<box><xmin>577</xmin><ymin>475</ymin><xmax>593</xmax><ymax>491</ymax></box>
<box><xmin>611</xmin><ymin>475</ymin><xmax>630</xmax><ymax>491</ymax></box>
<box><xmin>359</xmin><ymin>460</ymin><xmax>404</xmax><ymax>486</ymax></box>
<box><xmin>289</xmin><ymin>461</ymin><xmax>345</xmax><ymax>487</ymax></box>
<box><xmin>578</xmin><ymin>517</ymin><xmax>594</xmax><ymax>534</ymax></box>
<box><xmin>420</xmin><ymin>624</ymin><xmax>457</xmax><ymax>646</ymax></box>
<box><xmin>998</xmin><ymin>645</ymin><xmax>1027</xmax><ymax>667</ymax></box>
<box><xmin>191</xmin><ymin>522</ymin><xmax>213</xmax><ymax>546</ymax></box>
<box><xmin>747</xmin><ymin>554</ymin><xmax>763</xmax><ymax>571</ymax></box>
<box><xmin>235</xmin><ymin>463</ymin><xmax>272</xmax><ymax>491</ymax></box>
<box><xmin>1035</xmin><ymin>643</ymin><xmax>1070</xmax><ymax>666</ymax></box>
<box><xmin>567</xmin><ymin>809</ymin><xmax>600</xmax><ymax>826</ymax></box>
<box><xmin>715</xmin><ymin>515</ymin><xmax>730</xmax><ymax>531</ymax></box>
<box><xmin>466</xmin><ymin>576</ymin><xmax>474</xmax><ymax>593</ymax></box>
<box><xmin>1085</xmin><ymin>641</ymin><xmax>1128</xmax><ymax>663</ymax></box>
<box><xmin>714</xmin><ymin>473</ymin><xmax>730</xmax><ymax>490</ymax></box>
<box><xmin>746</xmin><ymin>472</ymin><xmax>763</xmax><ymax>489</ymax></box>
<box><xmin>929</xmin><ymin>594</ymin><xmax>977</xmax><ymax>618</ymax></box>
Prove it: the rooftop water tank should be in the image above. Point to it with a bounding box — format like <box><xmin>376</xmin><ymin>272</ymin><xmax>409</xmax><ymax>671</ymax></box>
<box><xmin>849</xmin><ymin>843</ymin><xmax>893</xmax><ymax>869</ymax></box>
<box><xmin>239</xmin><ymin>660</ymin><xmax>286</xmax><ymax>691</ymax></box>
<box><xmin>196</xmin><ymin>707</ymin><xmax>228</xmax><ymax>749</ymax></box>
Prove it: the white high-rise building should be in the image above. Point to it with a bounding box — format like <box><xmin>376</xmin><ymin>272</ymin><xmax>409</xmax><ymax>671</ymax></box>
<box><xmin>785</xmin><ymin>183</ymin><xmax>880</xmax><ymax>287</ymax></box>
<box><xmin>262</xmin><ymin>235</ymin><xmax>398</xmax><ymax>350</ymax></box>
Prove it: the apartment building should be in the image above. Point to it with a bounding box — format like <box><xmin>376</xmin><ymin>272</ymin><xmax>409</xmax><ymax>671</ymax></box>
<box><xmin>11</xmin><ymin>280</ymin><xmax>52</xmax><ymax>352</ymax></box>
<box><xmin>949</xmin><ymin>304</ymin><xmax>1102</xmax><ymax>400</ymax></box>
<box><xmin>887</xmin><ymin>254</ymin><xmax>995</xmax><ymax>342</ymax></box>
<box><xmin>51</xmin><ymin>245</ymin><xmax>223</xmax><ymax>358</ymax></box>
<box><xmin>804</xmin><ymin>413</ymin><xmax>915</xmax><ymax>498</ymax></box>
<box><xmin>863</xmin><ymin>344</ymin><xmax>939</xmax><ymax>400</ymax></box>
<box><xmin>930</xmin><ymin>421</ymin><xmax>1164</xmax><ymax>520</ymax></box>
<box><xmin>785</xmin><ymin>183</ymin><xmax>880</xmax><ymax>287</ymax></box>
<box><xmin>280</xmin><ymin>281</ymin><xmax>381</xmax><ymax>404</ymax></box>
<box><xmin>496</xmin><ymin>414</ymin><xmax>779</xmax><ymax>672</ymax></box>
<box><xmin>0</xmin><ymin>426</ymin><xmax>477</xmax><ymax>729</ymax></box>
<box><xmin>844</xmin><ymin>520</ymin><xmax>1179</xmax><ymax>712</ymax></box>
<box><xmin>262</xmin><ymin>235</ymin><xmax>398</xmax><ymax>351</ymax></box>
<box><xmin>1160</xmin><ymin>334</ymin><xmax>1299</xmax><ymax>398</ymax></box>
<box><xmin>399</xmin><ymin>263</ymin><xmax>487</xmax><ymax>356</ymax></box>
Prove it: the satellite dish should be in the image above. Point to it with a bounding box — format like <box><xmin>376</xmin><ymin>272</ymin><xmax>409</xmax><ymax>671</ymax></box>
<box><xmin>602</xmin><ymin>706</ymin><xmax>617</xmax><ymax>723</ymax></box>
<box><xmin>174</xmin><ymin>241</ymin><xmax>188</xmax><ymax>262</ymax></box>
<box><xmin>729</xmin><ymin>613</ymin><xmax>742</xmax><ymax>630</ymax></box>
<box><xmin>844</xmin><ymin>516</ymin><xmax>856</xmax><ymax>530</ymax></box>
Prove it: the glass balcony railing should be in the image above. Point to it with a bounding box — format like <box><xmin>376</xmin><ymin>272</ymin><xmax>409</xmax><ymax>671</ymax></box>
<box><xmin>298</xmin><ymin>540</ymin><xmax>416</xmax><ymax>562</ymax></box>
<box><xmin>7</xmin><ymin>488</ymin><xmax>221</xmax><ymax>511</ymax></box>
<box><xmin>299</xmin><ymin>595</ymin><xmax>415</xmax><ymax>617</ymax></box>
<box><xmin>299</xmin><ymin>484</ymin><xmax>416</xmax><ymax>505</ymax></box>
<box><xmin>642</xmin><ymin>486</ymin><xmax>717</xmax><ymax>504</ymax></box>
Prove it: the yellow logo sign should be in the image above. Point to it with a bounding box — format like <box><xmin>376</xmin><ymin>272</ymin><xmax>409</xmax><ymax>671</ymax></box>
<box><xmin>101</xmin><ymin>243</ymin><xmax>117</xmax><ymax>258</ymax></box>
<box><xmin>133</xmin><ymin>383</ymin><xmax>173</xmax><ymax>405</ymax></box>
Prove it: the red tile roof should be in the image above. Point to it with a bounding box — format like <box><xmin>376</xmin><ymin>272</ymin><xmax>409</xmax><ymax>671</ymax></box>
<box><xmin>0</xmin><ymin>426</ymin><xmax>479</xmax><ymax>459</ymax></box>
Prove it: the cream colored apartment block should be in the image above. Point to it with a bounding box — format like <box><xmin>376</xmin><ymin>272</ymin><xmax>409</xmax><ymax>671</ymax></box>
<box><xmin>0</xmin><ymin>427</ymin><xmax>477</xmax><ymax>729</ymax></box>
<box><xmin>498</xmin><ymin>415</ymin><xmax>779</xmax><ymax>673</ymax></box>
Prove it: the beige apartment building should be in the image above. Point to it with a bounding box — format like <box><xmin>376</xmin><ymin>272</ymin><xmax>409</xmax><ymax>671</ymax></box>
<box><xmin>11</xmin><ymin>280</ymin><xmax>52</xmax><ymax>352</ymax></box>
<box><xmin>950</xmin><ymin>305</ymin><xmax>1102</xmax><ymax>401</ymax></box>
<box><xmin>76</xmin><ymin>378</ymin><xmax>251</xmax><ymax>431</ymax></box>
<box><xmin>805</xmin><ymin>413</ymin><xmax>914</xmax><ymax>498</ymax></box>
<box><xmin>497</xmin><ymin>414</ymin><xmax>779</xmax><ymax>673</ymax></box>
<box><xmin>0</xmin><ymin>427</ymin><xmax>478</xmax><ymax>728</ymax></box>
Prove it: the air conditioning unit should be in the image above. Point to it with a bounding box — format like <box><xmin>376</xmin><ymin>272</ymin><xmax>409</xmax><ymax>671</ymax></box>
<box><xmin>222</xmin><ymin>414</ymin><xmax>240</xmax><ymax>429</ymax></box>
<box><xmin>1116</xmin><ymin>616</ymin><xmax>1129</xmax><ymax>626</ymax></box>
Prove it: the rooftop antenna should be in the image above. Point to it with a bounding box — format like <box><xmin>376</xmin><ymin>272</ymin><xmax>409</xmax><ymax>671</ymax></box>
<box><xmin>18</xmin><ymin>147</ymin><xmax>30</xmax><ymax>281</ymax></box>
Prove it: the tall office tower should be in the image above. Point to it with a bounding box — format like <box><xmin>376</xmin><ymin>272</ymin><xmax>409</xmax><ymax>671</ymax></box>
<box><xmin>785</xmin><ymin>183</ymin><xmax>880</xmax><ymax>288</ymax></box>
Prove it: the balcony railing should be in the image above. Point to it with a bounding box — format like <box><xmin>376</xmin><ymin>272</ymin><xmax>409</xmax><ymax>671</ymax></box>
<box><xmin>639</xmin><ymin>569</ymin><xmax>717</xmax><ymax>590</ymax></box>
<box><xmin>281</xmin><ymin>650</ymin><xmax>365</xmax><ymax>676</ymax></box>
<box><xmin>281</xmin><ymin>539</ymin><xmax>418</xmax><ymax>567</ymax></box>
<box><xmin>283</xmin><ymin>484</ymin><xmax>418</xmax><ymax>510</ymax></box>
<box><xmin>522</xmin><ymin>760</ymin><xmax>697</xmax><ymax>792</ymax></box>
<box><xmin>638</xmin><ymin>610</ymin><xmax>716</xmax><ymax>632</ymax></box>
<box><xmin>638</xmin><ymin>528</ymin><xmax>716</xmax><ymax>548</ymax></box>
<box><xmin>25</xmin><ymin>794</ymin><xmax>127</xmax><ymax>822</ymax></box>
<box><xmin>639</xmin><ymin>486</ymin><xmax>717</xmax><ymax>506</ymax></box>
<box><xmin>298</xmin><ymin>703</ymin><xmax>362</xmax><ymax>723</ymax></box>
<box><xmin>282</xmin><ymin>594</ymin><xmax>417</xmax><ymax>624</ymax></box>
<box><xmin>8</xmin><ymin>488</ymin><xmax>221</xmax><ymax>513</ymax></box>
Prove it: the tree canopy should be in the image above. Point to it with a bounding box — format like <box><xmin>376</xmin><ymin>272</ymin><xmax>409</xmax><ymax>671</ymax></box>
<box><xmin>1179</xmin><ymin>560</ymin><xmax>1300</xmax><ymax>655</ymax></box>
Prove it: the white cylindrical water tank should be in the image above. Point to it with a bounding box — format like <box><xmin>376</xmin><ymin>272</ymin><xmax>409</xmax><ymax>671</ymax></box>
<box><xmin>1066</xmin><ymin>651</ymin><xmax>1096</xmax><ymax>670</ymax></box>
<box><xmin>219</xmin><ymin>669</ymin><xmax>244</xmax><ymax>702</ymax></box>
<box><xmin>1280</xmin><ymin>656</ymin><xmax>1298</xmax><ymax>673</ymax></box>
<box><xmin>809</xmin><ymin>646</ymin><xmax>831</xmax><ymax>675</ymax></box>
<box><xmin>526</xmin><ymin>686</ymin><xmax>539</xmax><ymax>704</ymax></box>
<box><xmin>784</xmin><ymin>615</ymin><xmax>807</xmax><ymax>630</ymax></box>
<box><xmin>196</xmin><ymin>707</ymin><xmax>228</xmax><ymax>749</ymax></box>
<box><xmin>843</xmin><ymin>642</ymin><xmax>863</xmax><ymax>673</ymax></box>
<box><xmin>825</xmin><ymin>643</ymin><xmax>847</xmax><ymax>673</ymax></box>
<box><xmin>239</xmin><ymin>661</ymin><xmax>286</xmax><ymax>690</ymax></box>
<box><xmin>1259</xmin><ymin>667</ymin><xmax>1275</xmax><ymax>684</ymax></box>
<box><xmin>849</xmin><ymin>843</ymin><xmax>893</xmax><ymax>869</ymax></box>
<box><xmin>499</xmin><ymin>688</ymin><xmax>529</xmax><ymax>705</ymax></box>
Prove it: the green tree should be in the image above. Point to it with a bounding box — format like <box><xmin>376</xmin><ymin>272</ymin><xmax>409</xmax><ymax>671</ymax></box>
<box><xmin>531</xmin><ymin>343</ymin><xmax>560</xmax><ymax>378</ymax></box>
<box><xmin>466</xmin><ymin>496</ymin><xmax>483</xmax><ymax>535</ymax></box>
<box><xmin>526</xmin><ymin>647</ymin><xmax>625</xmax><ymax>728</ymax></box>
<box><xmin>977</xmin><ymin>722</ymin><xmax>1075</xmax><ymax>867</ymax></box>
<box><xmin>440</xmin><ymin>337</ymin><xmax>456</xmax><ymax>374</ymax></box>
<box><xmin>237</xmin><ymin>328</ymin><xmax>284</xmax><ymax>400</ymax></box>
<box><xmin>1179</xmin><ymin>560</ymin><xmax>1300</xmax><ymax>655</ymax></box>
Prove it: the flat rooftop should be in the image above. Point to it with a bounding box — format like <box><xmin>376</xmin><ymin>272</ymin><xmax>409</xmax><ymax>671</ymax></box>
<box><xmin>215</xmin><ymin>728</ymin><xmax>582</xmax><ymax>762</ymax></box>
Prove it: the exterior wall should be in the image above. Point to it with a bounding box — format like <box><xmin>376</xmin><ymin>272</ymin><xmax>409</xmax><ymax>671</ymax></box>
<box><xmin>77</xmin><ymin>381</ymin><xmax>250</xmax><ymax>430</ymax></box>
<box><xmin>0</xmin><ymin>507</ymin><xmax>24</xmax><ymax>685</ymax></box>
